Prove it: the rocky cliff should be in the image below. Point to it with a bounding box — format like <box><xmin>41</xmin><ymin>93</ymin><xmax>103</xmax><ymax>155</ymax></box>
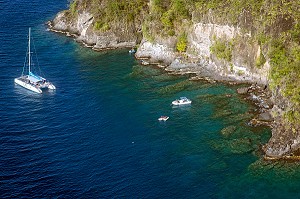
<box><xmin>49</xmin><ymin>9</ymin><xmax>140</xmax><ymax>50</ymax></box>
<box><xmin>136</xmin><ymin>23</ymin><xmax>270</xmax><ymax>85</ymax></box>
<box><xmin>49</xmin><ymin>0</ymin><xmax>300</xmax><ymax>160</ymax></box>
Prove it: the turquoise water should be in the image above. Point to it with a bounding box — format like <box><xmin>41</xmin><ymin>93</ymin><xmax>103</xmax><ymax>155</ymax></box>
<box><xmin>1</xmin><ymin>0</ymin><xmax>300</xmax><ymax>198</ymax></box>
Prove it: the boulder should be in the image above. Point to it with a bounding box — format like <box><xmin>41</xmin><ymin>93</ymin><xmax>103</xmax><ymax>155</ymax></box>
<box><xmin>258</xmin><ymin>112</ymin><xmax>273</xmax><ymax>122</ymax></box>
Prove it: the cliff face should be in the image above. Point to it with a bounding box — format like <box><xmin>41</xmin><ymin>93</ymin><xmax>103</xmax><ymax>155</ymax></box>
<box><xmin>49</xmin><ymin>10</ymin><xmax>139</xmax><ymax>50</ymax></box>
<box><xmin>136</xmin><ymin>22</ymin><xmax>269</xmax><ymax>85</ymax></box>
<box><xmin>263</xmin><ymin>89</ymin><xmax>300</xmax><ymax>158</ymax></box>
<box><xmin>49</xmin><ymin>0</ymin><xmax>300</xmax><ymax>160</ymax></box>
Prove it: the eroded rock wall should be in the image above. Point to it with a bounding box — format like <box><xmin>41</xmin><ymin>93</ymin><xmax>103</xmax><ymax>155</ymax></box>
<box><xmin>49</xmin><ymin>11</ymin><xmax>138</xmax><ymax>50</ymax></box>
<box><xmin>135</xmin><ymin>23</ymin><xmax>269</xmax><ymax>85</ymax></box>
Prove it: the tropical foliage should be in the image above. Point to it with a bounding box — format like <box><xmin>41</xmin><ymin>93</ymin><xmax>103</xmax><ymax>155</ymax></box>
<box><xmin>176</xmin><ymin>33</ymin><xmax>188</xmax><ymax>52</ymax></box>
<box><xmin>210</xmin><ymin>38</ymin><xmax>233</xmax><ymax>62</ymax></box>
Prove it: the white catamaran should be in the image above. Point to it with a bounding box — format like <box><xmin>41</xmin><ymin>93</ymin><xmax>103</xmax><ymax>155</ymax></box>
<box><xmin>14</xmin><ymin>28</ymin><xmax>56</xmax><ymax>94</ymax></box>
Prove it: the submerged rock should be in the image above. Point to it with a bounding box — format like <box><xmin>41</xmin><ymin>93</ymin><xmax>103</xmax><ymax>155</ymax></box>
<box><xmin>221</xmin><ymin>126</ymin><xmax>237</xmax><ymax>137</ymax></box>
<box><xmin>211</xmin><ymin>138</ymin><xmax>254</xmax><ymax>154</ymax></box>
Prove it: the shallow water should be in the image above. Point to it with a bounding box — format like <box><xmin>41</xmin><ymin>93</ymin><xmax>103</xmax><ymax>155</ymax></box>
<box><xmin>1</xmin><ymin>1</ymin><xmax>300</xmax><ymax>198</ymax></box>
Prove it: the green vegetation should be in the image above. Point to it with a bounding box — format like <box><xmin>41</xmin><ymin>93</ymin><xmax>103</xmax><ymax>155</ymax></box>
<box><xmin>142</xmin><ymin>23</ymin><xmax>154</xmax><ymax>42</ymax></box>
<box><xmin>210</xmin><ymin>38</ymin><xmax>233</xmax><ymax>62</ymax></box>
<box><xmin>70</xmin><ymin>0</ymin><xmax>148</xmax><ymax>32</ymax></box>
<box><xmin>284</xmin><ymin>110</ymin><xmax>300</xmax><ymax>124</ymax></box>
<box><xmin>255</xmin><ymin>51</ymin><xmax>266</xmax><ymax>68</ymax></box>
<box><xmin>176</xmin><ymin>33</ymin><xmax>188</xmax><ymax>52</ymax></box>
<box><xmin>237</xmin><ymin>70</ymin><xmax>244</xmax><ymax>76</ymax></box>
<box><xmin>69</xmin><ymin>1</ymin><xmax>77</xmax><ymax>15</ymax></box>
<box><xmin>147</xmin><ymin>0</ymin><xmax>192</xmax><ymax>37</ymax></box>
<box><xmin>268</xmin><ymin>36</ymin><xmax>300</xmax><ymax>122</ymax></box>
<box><xmin>161</xmin><ymin>11</ymin><xmax>173</xmax><ymax>28</ymax></box>
<box><xmin>94</xmin><ymin>21</ymin><xmax>110</xmax><ymax>32</ymax></box>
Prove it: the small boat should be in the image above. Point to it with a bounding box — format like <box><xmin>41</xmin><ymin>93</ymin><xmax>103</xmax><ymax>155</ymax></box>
<box><xmin>14</xmin><ymin>28</ymin><xmax>56</xmax><ymax>94</ymax></box>
<box><xmin>172</xmin><ymin>97</ymin><xmax>192</xmax><ymax>105</ymax></box>
<box><xmin>129</xmin><ymin>48</ymin><xmax>136</xmax><ymax>54</ymax></box>
<box><xmin>158</xmin><ymin>116</ymin><xmax>169</xmax><ymax>121</ymax></box>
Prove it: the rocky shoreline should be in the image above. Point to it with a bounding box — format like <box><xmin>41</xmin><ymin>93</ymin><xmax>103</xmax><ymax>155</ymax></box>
<box><xmin>47</xmin><ymin>9</ymin><xmax>299</xmax><ymax>161</ymax></box>
<box><xmin>135</xmin><ymin>53</ymin><xmax>274</xmax><ymax>125</ymax></box>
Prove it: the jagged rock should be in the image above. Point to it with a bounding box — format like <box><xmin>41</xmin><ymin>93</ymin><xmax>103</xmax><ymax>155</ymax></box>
<box><xmin>249</xmin><ymin>94</ymin><xmax>261</xmax><ymax>102</ymax></box>
<box><xmin>264</xmin><ymin>143</ymin><xmax>291</xmax><ymax>157</ymax></box>
<box><xmin>258</xmin><ymin>112</ymin><xmax>273</xmax><ymax>122</ymax></box>
<box><xmin>135</xmin><ymin>40</ymin><xmax>176</xmax><ymax>65</ymax></box>
<box><xmin>237</xmin><ymin>87</ymin><xmax>249</xmax><ymax>94</ymax></box>
<box><xmin>50</xmin><ymin>10</ymin><xmax>138</xmax><ymax>50</ymax></box>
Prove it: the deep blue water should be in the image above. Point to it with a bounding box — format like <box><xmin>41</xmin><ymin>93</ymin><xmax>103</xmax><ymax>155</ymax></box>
<box><xmin>2</xmin><ymin>1</ymin><xmax>300</xmax><ymax>198</ymax></box>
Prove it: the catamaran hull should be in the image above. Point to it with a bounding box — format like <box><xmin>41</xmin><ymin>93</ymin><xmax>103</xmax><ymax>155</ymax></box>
<box><xmin>48</xmin><ymin>83</ymin><xmax>56</xmax><ymax>90</ymax></box>
<box><xmin>14</xmin><ymin>78</ymin><xmax>42</xmax><ymax>94</ymax></box>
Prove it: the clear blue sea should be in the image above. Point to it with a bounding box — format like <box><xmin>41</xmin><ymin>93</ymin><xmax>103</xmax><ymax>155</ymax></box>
<box><xmin>1</xmin><ymin>1</ymin><xmax>300</xmax><ymax>198</ymax></box>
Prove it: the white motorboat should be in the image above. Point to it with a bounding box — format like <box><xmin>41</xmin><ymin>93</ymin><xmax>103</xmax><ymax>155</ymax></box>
<box><xmin>129</xmin><ymin>48</ymin><xmax>136</xmax><ymax>54</ymax></box>
<box><xmin>14</xmin><ymin>28</ymin><xmax>56</xmax><ymax>94</ymax></box>
<box><xmin>172</xmin><ymin>97</ymin><xmax>192</xmax><ymax>105</ymax></box>
<box><xmin>158</xmin><ymin>116</ymin><xmax>169</xmax><ymax>121</ymax></box>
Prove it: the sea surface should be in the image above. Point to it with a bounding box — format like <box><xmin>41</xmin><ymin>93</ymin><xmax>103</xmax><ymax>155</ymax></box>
<box><xmin>1</xmin><ymin>1</ymin><xmax>300</xmax><ymax>198</ymax></box>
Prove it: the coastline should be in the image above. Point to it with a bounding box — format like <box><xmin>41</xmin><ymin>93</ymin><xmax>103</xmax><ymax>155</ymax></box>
<box><xmin>47</xmin><ymin>13</ymin><xmax>299</xmax><ymax>161</ymax></box>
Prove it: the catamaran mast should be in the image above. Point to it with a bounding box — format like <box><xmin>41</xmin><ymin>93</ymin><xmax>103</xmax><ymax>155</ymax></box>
<box><xmin>28</xmin><ymin>27</ymin><xmax>31</xmax><ymax>74</ymax></box>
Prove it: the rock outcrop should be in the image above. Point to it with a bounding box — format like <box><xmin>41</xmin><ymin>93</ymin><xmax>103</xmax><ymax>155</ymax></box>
<box><xmin>135</xmin><ymin>39</ymin><xmax>176</xmax><ymax>64</ymax></box>
<box><xmin>135</xmin><ymin>22</ymin><xmax>269</xmax><ymax>86</ymax></box>
<box><xmin>49</xmin><ymin>10</ymin><xmax>139</xmax><ymax>50</ymax></box>
<box><xmin>263</xmin><ymin>89</ymin><xmax>300</xmax><ymax>159</ymax></box>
